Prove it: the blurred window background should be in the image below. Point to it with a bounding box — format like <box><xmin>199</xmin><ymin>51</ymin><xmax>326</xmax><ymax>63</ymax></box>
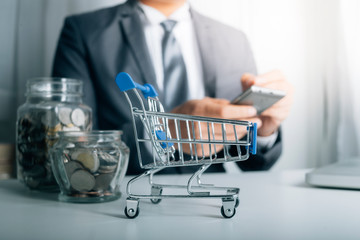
<box><xmin>1</xmin><ymin>0</ymin><xmax>360</xmax><ymax>178</ymax></box>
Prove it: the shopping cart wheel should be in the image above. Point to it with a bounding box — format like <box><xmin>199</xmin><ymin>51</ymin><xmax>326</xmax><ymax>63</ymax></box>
<box><xmin>221</xmin><ymin>206</ymin><xmax>236</xmax><ymax>219</ymax></box>
<box><xmin>150</xmin><ymin>187</ymin><xmax>163</xmax><ymax>204</ymax></box>
<box><xmin>125</xmin><ymin>198</ymin><xmax>140</xmax><ymax>218</ymax></box>
<box><xmin>235</xmin><ymin>198</ymin><xmax>240</xmax><ymax>208</ymax></box>
<box><xmin>150</xmin><ymin>198</ymin><xmax>162</xmax><ymax>204</ymax></box>
<box><xmin>124</xmin><ymin>206</ymin><xmax>139</xmax><ymax>219</ymax></box>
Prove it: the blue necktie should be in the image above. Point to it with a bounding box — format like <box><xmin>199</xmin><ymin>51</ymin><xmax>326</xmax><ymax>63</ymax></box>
<box><xmin>160</xmin><ymin>20</ymin><xmax>189</xmax><ymax>111</ymax></box>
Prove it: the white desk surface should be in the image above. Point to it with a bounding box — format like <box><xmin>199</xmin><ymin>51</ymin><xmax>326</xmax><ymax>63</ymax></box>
<box><xmin>1</xmin><ymin>170</ymin><xmax>360</xmax><ymax>240</ymax></box>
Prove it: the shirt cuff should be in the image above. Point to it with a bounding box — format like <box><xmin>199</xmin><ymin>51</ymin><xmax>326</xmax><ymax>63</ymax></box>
<box><xmin>257</xmin><ymin>130</ymin><xmax>278</xmax><ymax>152</ymax></box>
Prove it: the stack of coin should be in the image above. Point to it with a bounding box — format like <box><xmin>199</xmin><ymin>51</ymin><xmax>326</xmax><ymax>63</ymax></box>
<box><xmin>63</xmin><ymin>148</ymin><xmax>119</xmax><ymax>198</ymax></box>
<box><xmin>0</xmin><ymin>144</ymin><xmax>15</xmax><ymax>179</ymax></box>
<box><xmin>17</xmin><ymin>106</ymin><xmax>90</xmax><ymax>191</ymax></box>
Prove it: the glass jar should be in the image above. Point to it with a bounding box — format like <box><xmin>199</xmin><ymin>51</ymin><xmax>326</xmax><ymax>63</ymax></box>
<box><xmin>16</xmin><ymin>78</ymin><xmax>92</xmax><ymax>191</ymax></box>
<box><xmin>49</xmin><ymin>131</ymin><xmax>129</xmax><ymax>203</ymax></box>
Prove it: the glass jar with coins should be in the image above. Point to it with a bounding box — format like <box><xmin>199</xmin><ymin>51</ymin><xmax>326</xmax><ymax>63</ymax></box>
<box><xmin>49</xmin><ymin>131</ymin><xmax>129</xmax><ymax>203</ymax></box>
<box><xmin>16</xmin><ymin>78</ymin><xmax>92</xmax><ymax>191</ymax></box>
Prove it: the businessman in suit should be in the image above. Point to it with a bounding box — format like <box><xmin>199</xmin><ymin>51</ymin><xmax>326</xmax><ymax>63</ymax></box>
<box><xmin>52</xmin><ymin>0</ymin><xmax>293</xmax><ymax>174</ymax></box>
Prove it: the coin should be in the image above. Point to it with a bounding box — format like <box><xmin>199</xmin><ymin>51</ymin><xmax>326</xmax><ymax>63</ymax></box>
<box><xmin>98</xmin><ymin>152</ymin><xmax>118</xmax><ymax>164</ymax></box>
<box><xmin>71</xmin><ymin>150</ymin><xmax>99</xmax><ymax>172</ymax></box>
<box><xmin>46</xmin><ymin>123</ymin><xmax>62</xmax><ymax>135</ymax></box>
<box><xmin>17</xmin><ymin>104</ymin><xmax>90</xmax><ymax>191</ymax></box>
<box><xmin>70</xmin><ymin>169</ymin><xmax>95</xmax><ymax>192</ymax></box>
<box><xmin>64</xmin><ymin>160</ymin><xmax>84</xmax><ymax>176</ymax></box>
<box><xmin>70</xmin><ymin>193</ymin><xmax>88</xmax><ymax>198</ymax></box>
<box><xmin>24</xmin><ymin>165</ymin><xmax>46</xmax><ymax>178</ymax></box>
<box><xmin>62</xmin><ymin>125</ymin><xmax>81</xmax><ymax>131</ymax></box>
<box><xmin>19</xmin><ymin>115</ymin><xmax>32</xmax><ymax>130</ymax></box>
<box><xmin>0</xmin><ymin>144</ymin><xmax>15</xmax><ymax>163</ymax></box>
<box><xmin>71</xmin><ymin>108</ymin><xmax>86</xmax><ymax>126</ymax></box>
<box><xmin>103</xmin><ymin>191</ymin><xmax>114</xmax><ymax>196</ymax></box>
<box><xmin>98</xmin><ymin>165</ymin><xmax>117</xmax><ymax>174</ymax></box>
<box><xmin>98</xmin><ymin>152</ymin><xmax>118</xmax><ymax>173</ymax></box>
<box><xmin>58</xmin><ymin>107</ymin><xmax>72</xmax><ymax>125</ymax></box>
<box><xmin>94</xmin><ymin>173</ymin><xmax>114</xmax><ymax>191</ymax></box>
<box><xmin>81</xmin><ymin>191</ymin><xmax>104</xmax><ymax>197</ymax></box>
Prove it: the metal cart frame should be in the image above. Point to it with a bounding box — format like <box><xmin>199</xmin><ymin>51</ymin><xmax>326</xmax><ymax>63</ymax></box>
<box><xmin>115</xmin><ymin>72</ymin><xmax>257</xmax><ymax>218</ymax></box>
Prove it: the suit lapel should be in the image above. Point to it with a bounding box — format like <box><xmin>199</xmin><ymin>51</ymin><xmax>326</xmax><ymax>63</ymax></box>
<box><xmin>118</xmin><ymin>5</ymin><xmax>216</xmax><ymax>97</ymax></box>
<box><xmin>119</xmin><ymin>5</ymin><xmax>158</xmax><ymax>90</ymax></box>
<box><xmin>191</xmin><ymin>9</ymin><xmax>217</xmax><ymax>98</ymax></box>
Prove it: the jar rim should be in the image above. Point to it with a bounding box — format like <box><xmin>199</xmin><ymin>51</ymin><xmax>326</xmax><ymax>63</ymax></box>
<box><xmin>26</xmin><ymin>77</ymin><xmax>84</xmax><ymax>98</ymax></box>
<box><xmin>57</xmin><ymin>130</ymin><xmax>123</xmax><ymax>138</ymax></box>
<box><xmin>27</xmin><ymin>77</ymin><xmax>81</xmax><ymax>84</ymax></box>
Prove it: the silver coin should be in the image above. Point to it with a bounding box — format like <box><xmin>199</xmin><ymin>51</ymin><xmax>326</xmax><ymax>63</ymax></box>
<box><xmin>98</xmin><ymin>152</ymin><xmax>118</xmax><ymax>173</ymax></box>
<box><xmin>71</xmin><ymin>108</ymin><xmax>86</xmax><ymax>127</ymax></box>
<box><xmin>58</xmin><ymin>107</ymin><xmax>72</xmax><ymax>125</ymax></box>
<box><xmin>98</xmin><ymin>165</ymin><xmax>117</xmax><ymax>174</ymax></box>
<box><xmin>70</xmin><ymin>169</ymin><xmax>95</xmax><ymax>192</ymax></box>
<box><xmin>64</xmin><ymin>160</ymin><xmax>83</xmax><ymax>176</ymax></box>
<box><xmin>94</xmin><ymin>173</ymin><xmax>114</xmax><ymax>191</ymax></box>
<box><xmin>71</xmin><ymin>150</ymin><xmax>99</xmax><ymax>172</ymax></box>
<box><xmin>98</xmin><ymin>152</ymin><xmax>118</xmax><ymax>164</ymax></box>
<box><xmin>62</xmin><ymin>125</ymin><xmax>81</xmax><ymax>132</ymax></box>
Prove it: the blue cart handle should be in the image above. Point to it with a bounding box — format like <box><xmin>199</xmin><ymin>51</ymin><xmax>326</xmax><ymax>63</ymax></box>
<box><xmin>115</xmin><ymin>72</ymin><xmax>158</xmax><ymax>99</ymax></box>
<box><xmin>249</xmin><ymin>123</ymin><xmax>257</xmax><ymax>155</ymax></box>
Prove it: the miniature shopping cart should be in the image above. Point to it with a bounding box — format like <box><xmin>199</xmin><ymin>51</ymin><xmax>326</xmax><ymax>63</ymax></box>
<box><xmin>115</xmin><ymin>72</ymin><xmax>257</xmax><ymax>219</ymax></box>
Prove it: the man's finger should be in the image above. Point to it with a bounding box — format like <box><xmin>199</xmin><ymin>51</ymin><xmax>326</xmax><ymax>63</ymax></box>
<box><xmin>241</xmin><ymin>73</ymin><xmax>256</xmax><ymax>91</ymax></box>
<box><xmin>204</xmin><ymin>117</ymin><xmax>262</xmax><ymax>139</ymax></box>
<box><xmin>205</xmin><ymin>97</ymin><xmax>230</xmax><ymax>105</ymax></box>
<box><xmin>261</xmin><ymin>106</ymin><xmax>291</xmax><ymax>119</ymax></box>
<box><xmin>220</xmin><ymin>105</ymin><xmax>257</xmax><ymax>119</ymax></box>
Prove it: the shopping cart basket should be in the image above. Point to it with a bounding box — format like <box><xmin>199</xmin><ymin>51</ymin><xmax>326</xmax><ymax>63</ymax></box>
<box><xmin>115</xmin><ymin>72</ymin><xmax>257</xmax><ymax>219</ymax></box>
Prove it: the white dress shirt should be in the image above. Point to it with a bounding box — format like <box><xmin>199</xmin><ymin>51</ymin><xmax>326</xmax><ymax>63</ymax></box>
<box><xmin>137</xmin><ymin>2</ymin><xmax>205</xmax><ymax>100</ymax></box>
<box><xmin>136</xmin><ymin>2</ymin><xmax>278</xmax><ymax>158</ymax></box>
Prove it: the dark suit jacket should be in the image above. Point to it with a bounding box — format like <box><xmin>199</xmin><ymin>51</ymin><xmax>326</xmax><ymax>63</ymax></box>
<box><xmin>52</xmin><ymin>0</ymin><xmax>282</xmax><ymax>175</ymax></box>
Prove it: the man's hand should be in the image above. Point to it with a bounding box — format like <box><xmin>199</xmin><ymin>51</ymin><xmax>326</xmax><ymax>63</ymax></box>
<box><xmin>241</xmin><ymin>70</ymin><xmax>294</xmax><ymax>136</ymax></box>
<box><xmin>169</xmin><ymin>97</ymin><xmax>262</xmax><ymax>156</ymax></box>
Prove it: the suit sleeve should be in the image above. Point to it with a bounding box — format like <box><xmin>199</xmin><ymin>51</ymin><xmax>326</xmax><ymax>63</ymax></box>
<box><xmin>236</xmin><ymin>128</ymin><xmax>282</xmax><ymax>171</ymax></box>
<box><xmin>52</xmin><ymin>17</ymin><xmax>99</xmax><ymax>128</ymax></box>
<box><xmin>51</xmin><ymin>17</ymin><xmax>147</xmax><ymax>175</ymax></box>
